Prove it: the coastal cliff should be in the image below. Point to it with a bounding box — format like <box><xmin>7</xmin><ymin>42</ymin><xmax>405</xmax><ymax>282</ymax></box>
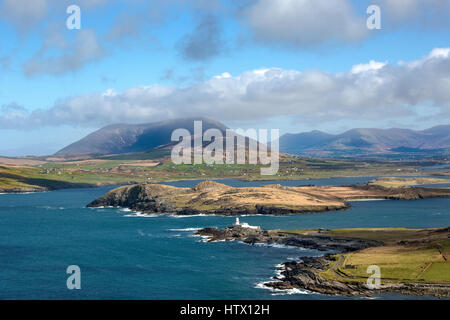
<box><xmin>87</xmin><ymin>180</ymin><xmax>450</xmax><ymax>216</ymax></box>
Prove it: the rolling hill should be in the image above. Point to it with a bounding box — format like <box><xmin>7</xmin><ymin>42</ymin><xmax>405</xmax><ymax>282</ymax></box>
<box><xmin>279</xmin><ymin>125</ymin><xmax>450</xmax><ymax>158</ymax></box>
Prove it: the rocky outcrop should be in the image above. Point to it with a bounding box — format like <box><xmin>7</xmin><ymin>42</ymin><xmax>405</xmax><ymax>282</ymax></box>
<box><xmin>0</xmin><ymin>187</ymin><xmax>47</xmax><ymax>193</ymax></box>
<box><xmin>87</xmin><ymin>184</ymin><xmax>183</xmax><ymax>213</ymax></box>
<box><xmin>267</xmin><ymin>256</ymin><xmax>374</xmax><ymax>296</ymax></box>
<box><xmin>195</xmin><ymin>226</ymin><xmax>377</xmax><ymax>252</ymax></box>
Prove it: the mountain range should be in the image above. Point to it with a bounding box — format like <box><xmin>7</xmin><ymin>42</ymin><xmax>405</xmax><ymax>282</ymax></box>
<box><xmin>279</xmin><ymin>125</ymin><xmax>450</xmax><ymax>158</ymax></box>
<box><xmin>56</xmin><ymin>118</ymin><xmax>450</xmax><ymax>159</ymax></box>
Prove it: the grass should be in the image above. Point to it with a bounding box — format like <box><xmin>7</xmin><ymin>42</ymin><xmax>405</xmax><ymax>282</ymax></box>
<box><xmin>0</xmin><ymin>166</ymin><xmax>93</xmax><ymax>191</ymax></box>
<box><xmin>339</xmin><ymin>245</ymin><xmax>446</xmax><ymax>283</ymax></box>
<box><xmin>369</xmin><ymin>177</ymin><xmax>450</xmax><ymax>188</ymax></box>
<box><xmin>100</xmin><ymin>149</ymin><xmax>171</xmax><ymax>160</ymax></box>
<box><xmin>311</xmin><ymin>228</ymin><xmax>450</xmax><ymax>284</ymax></box>
<box><xmin>327</xmin><ymin>228</ymin><xmax>425</xmax><ymax>242</ymax></box>
<box><xmin>422</xmin><ymin>263</ymin><xmax>450</xmax><ymax>282</ymax></box>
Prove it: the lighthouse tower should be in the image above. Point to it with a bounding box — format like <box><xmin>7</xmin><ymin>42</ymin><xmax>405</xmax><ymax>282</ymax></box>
<box><xmin>233</xmin><ymin>216</ymin><xmax>260</xmax><ymax>230</ymax></box>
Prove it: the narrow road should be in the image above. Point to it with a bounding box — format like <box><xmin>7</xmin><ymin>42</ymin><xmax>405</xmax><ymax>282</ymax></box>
<box><xmin>330</xmin><ymin>254</ymin><xmax>367</xmax><ymax>282</ymax></box>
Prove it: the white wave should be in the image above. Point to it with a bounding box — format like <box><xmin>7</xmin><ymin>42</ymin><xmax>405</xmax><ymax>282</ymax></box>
<box><xmin>274</xmin><ymin>266</ymin><xmax>285</xmax><ymax>280</ymax></box>
<box><xmin>37</xmin><ymin>205</ymin><xmax>65</xmax><ymax>210</ymax></box>
<box><xmin>252</xmin><ymin>242</ymin><xmax>307</xmax><ymax>250</ymax></box>
<box><xmin>120</xmin><ymin>208</ymin><xmax>133</xmax><ymax>212</ymax></box>
<box><xmin>169</xmin><ymin>213</ymin><xmax>210</xmax><ymax>218</ymax></box>
<box><xmin>197</xmin><ymin>237</ymin><xmax>228</xmax><ymax>243</ymax></box>
<box><xmin>0</xmin><ymin>191</ymin><xmax>49</xmax><ymax>195</ymax></box>
<box><xmin>192</xmin><ymin>234</ymin><xmax>212</xmax><ymax>242</ymax></box>
<box><xmin>124</xmin><ymin>212</ymin><xmax>159</xmax><ymax>218</ymax></box>
<box><xmin>286</xmin><ymin>257</ymin><xmax>299</xmax><ymax>261</ymax></box>
<box><xmin>270</xmin><ymin>288</ymin><xmax>312</xmax><ymax>296</ymax></box>
<box><xmin>348</xmin><ymin>198</ymin><xmax>387</xmax><ymax>202</ymax></box>
<box><xmin>169</xmin><ymin>234</ymin><xmax>182</xmax><ymax>238</ymax></box>
<box><xmin>169</xmin><ymin>228</ymin><xmax>202</xmax><ymax>232</ymax></box>
<box><xmin>254</xmin><ymin>282</ymin><xmax>310</xmax><ymax>295</ymax></box>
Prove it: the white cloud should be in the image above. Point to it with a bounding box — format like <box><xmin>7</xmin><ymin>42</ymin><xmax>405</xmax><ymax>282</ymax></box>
<box><xmin>1</xmin><ymin>48</ymin><xmax>450</xmax><ymax>129</ymax></box>
<box><xmin>428</xmin><ymin>48</ymin><xmax>450</xmax><ymax>59</ymax></box>
<box><xmin>214</xmin><ymin>72</ymin><xmax>232</xmax><ymax>79</ymax></box>
<box><xmin>351</xmin><ymin>60</ymin><xmax>387</xmax><ymax>74</ymax></box>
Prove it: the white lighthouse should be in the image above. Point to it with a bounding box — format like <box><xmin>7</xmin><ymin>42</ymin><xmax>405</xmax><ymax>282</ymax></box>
<box><xmin>233</xmin><ymin>216</ymin><xmax>260</xmax><ymax>230</ymax></box>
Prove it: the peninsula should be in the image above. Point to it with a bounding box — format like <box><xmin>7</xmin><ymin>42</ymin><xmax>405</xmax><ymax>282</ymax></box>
<box><xmin>87</xmin><ymin>180</ymin><xmax>450</xmax><ymax>216</ymax></box>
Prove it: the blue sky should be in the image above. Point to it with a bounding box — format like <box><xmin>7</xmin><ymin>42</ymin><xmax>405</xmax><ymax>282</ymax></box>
<box><xmin>0</xmin><ymin>0</ymin><xmax>450</xmax><ymax>156</ymax></box>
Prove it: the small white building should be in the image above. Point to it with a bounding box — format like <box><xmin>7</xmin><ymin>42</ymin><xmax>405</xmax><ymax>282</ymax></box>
<box><xmin>234</xmin><ymin>217</ymin><xmax>260</xmax><ymax>230</ymax></box>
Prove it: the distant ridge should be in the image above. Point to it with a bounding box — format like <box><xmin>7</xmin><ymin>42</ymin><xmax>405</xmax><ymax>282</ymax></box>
<box><xmin>57</xmin><ymin>119</ymin><xmax>450</xmax><ymax>159</ymax></box>
<box><xmin>279</xmin><ymin>125</ymin><xmax>450</xmax><ymax>158</ymax></box>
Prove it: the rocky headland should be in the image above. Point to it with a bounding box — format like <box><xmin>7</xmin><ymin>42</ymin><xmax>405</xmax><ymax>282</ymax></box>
<box><xmin>195</xmin><ymin>225</ymin><xmax>377</xmax><ymax>252</ymax></box>
<box><xmin>87</xmin><ymin>180</ymin><xmax>450</xmax><ymax>216</ymax></box>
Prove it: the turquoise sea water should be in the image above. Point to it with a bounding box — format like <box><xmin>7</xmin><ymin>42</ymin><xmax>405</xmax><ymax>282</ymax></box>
<box><xmin>0</xmin><ymin>177</ymin><xmax>449</xmax><ymax>300</ymax></box>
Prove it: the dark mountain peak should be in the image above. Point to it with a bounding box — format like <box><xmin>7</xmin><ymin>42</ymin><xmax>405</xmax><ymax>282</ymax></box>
<box><xmin>56</xmin><ymin>117</ymin><xmax>228</xmax><ymax>155</ymax></box>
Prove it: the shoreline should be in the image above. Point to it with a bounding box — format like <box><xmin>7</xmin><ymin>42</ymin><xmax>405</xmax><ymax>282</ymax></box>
<box><xmin>86</xmin><ymin>181</ymin><xmax>450</xmax><ymax>216</ymax></box>
<box><xmin>1</xmin><ymin>172</ymin><xmax>449</xmax><ymax>195</ymax></box>
<box><xmin>195</xmin><ymin>226</ymin><xmax>450</xmax><ymax>298</ymax></box>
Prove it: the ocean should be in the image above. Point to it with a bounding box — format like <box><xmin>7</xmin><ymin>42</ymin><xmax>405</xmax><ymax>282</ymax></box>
<box><xmin>0</xmin><ymin>177</ymin><xmax>448</xmax><ymax>299</ymax></box>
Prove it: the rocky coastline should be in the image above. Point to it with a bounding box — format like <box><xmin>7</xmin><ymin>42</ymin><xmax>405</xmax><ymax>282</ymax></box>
<box><xmin>266</xmin><ymin>254</ymin><xmax>450</xmax><ymax>298</ymax></box>
<box><xmin>195</xmin><ymin>226</ymin><xmax>450</xmax><ymax>298</ymax></box>
<box><xmin>195</xmin><ymin>225</ymin><xmax>377</xmax><ymax>251</ymax></box>
<box><xmin>0</xmin><ymin>187</ymin><xmax>47</xmax><ymax>194</ymax></box>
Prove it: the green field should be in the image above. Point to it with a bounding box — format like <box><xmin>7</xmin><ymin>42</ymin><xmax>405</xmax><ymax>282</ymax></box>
<box><xmin>312</xmin><ymin>228</ymin><xmax>450</xmax><ymax>284</ymax></box>
<box><xmin>0</xmin><ymin>156</ymin><xmax>424</xmax><ymax>192</ymax></box>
